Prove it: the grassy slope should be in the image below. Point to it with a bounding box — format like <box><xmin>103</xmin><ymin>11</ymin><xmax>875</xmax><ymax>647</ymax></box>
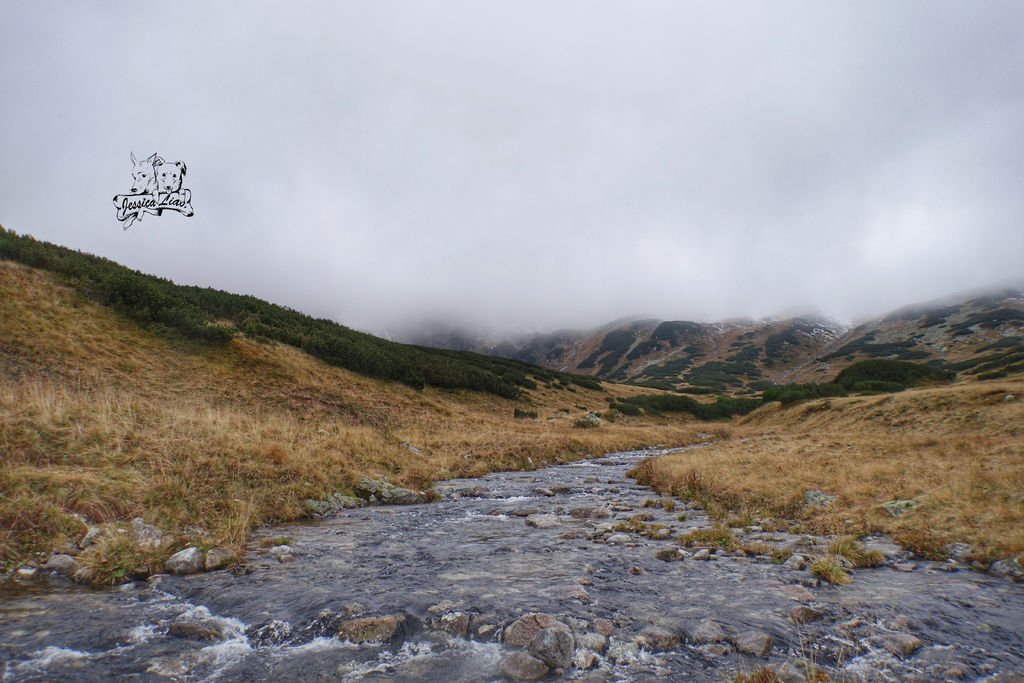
<box><xmin>631</xmin><ymin>381</ymin><xmax>1024</xmax><ymax>561</ymax></box>
<box><xmin>0</xmin><ymin>261</ymin><xmax>699</xmax><ymax>568</ymax></box>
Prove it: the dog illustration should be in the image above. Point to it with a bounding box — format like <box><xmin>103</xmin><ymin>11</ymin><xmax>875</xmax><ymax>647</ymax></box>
<box><xmin>157</xmin><ymin>161</ymin><xmax>187</xmax><ymax>194</ymax></box>
<box><xmin>129</xmin><ymin>152</ymin><xmax>163</xmax><ymax>194</ymax></box>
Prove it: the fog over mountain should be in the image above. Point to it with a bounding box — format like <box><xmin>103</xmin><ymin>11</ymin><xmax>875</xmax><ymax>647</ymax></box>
<box><xmin>2</xmin><ymin>1</ymin><xmax>1022</xmax><ymax>334</ymax></box>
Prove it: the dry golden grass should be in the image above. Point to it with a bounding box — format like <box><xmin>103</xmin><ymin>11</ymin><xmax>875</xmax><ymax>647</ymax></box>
<box><xmin>631</xmin><ymin>382</ymin><xmax>1024</xmax><ymax>560</ymax></box>
<box><xmin>0</xmin><ymin>261</ymin><xmax>700</xmax><ymax>568</ymax></box>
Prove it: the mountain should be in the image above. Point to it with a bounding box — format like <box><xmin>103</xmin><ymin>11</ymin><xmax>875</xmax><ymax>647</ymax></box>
<box><xmin>402</xmin><ymin>285</ymin><xmax>1024</xmax><ymax>394</ymax></box>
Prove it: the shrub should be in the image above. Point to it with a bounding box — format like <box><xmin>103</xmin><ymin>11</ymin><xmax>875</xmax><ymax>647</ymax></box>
<box><xmin>833</xmin><ymin>359</ymin><xmax>954</xmax><ymax>391</ymax></box>
<box><xmin>811</xmin><ymin>556</ymin><xmax>852</xmax><ymax>584</ymax></box>
<box><xmin>513</xmin><ymin>407</ymin><xmax>538</xmax><ymax>419</ymax></box>
<box><xmin>573</xmin><ymin>418</ymin><xmax>599</xmax><ymax>429</ymax></box>
<box><xmin>827</xmin><ymin>537</ymin><xmax>885</xmax><ymax>568</ymax></box>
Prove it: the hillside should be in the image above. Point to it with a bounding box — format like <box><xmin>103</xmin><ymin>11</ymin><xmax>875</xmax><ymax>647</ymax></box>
<box><xmin>0</xmin><ymin>245</ymin><xmax>701</xmax><ymax>574</ymax></box>
<box><xmin>407</xmin><ymin>287</ymin><xmax>1024</xmax><ymax>394</ymax></box>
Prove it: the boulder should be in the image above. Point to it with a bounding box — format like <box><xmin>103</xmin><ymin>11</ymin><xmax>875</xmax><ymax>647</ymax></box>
<box><xmin>803</xmin><ymin>490</ymin><xmax>836</xmax><ymax>509</ymax></box>
<box><xmin>79</xmin><ymin>526</ymin><xmax>102</xmax><ymax>549</ymax></box>
<box><xmin>500</xmin><ymin>652</ymin><xmax>549</xmax><ymax>681</ymax></box>
<box><xmin>504</xmin><ymin>613</ymin><xmax>570</xmax><ymax>648</ymax></box>
<box><xmin>529</xmin><ymin>627</ymin><xmax>575</xmax><ymax>669</ymax></box>
<box><xmin>790</xmin><ymin>606</ymin><xmax>824</xmax><ymax>624</ymax></box>
<box><xmin>131</xmin><ymin>517</ymin><xmax>166</xmax><ymax>549</ymax></box>
<box><xmin>605</xmin><ymin>533</ymin><xmax>631</xmax><ymax>545</ymax></box>
<box><xmin>573</xmin><ymin>649</ymin><xmax>600</xmax><ymax>669</ymax></box>
<box><xmin>44</xmin><ymin>554</ymin><xmax>78</xmax><ymax>576</ymax></box>
<box><xmin>337</xmin><ymin>615</ymin><xmax>407</xmax><ymax>644</ymax></box>
<box><xmin>168</xmin><ymin>621</ymin><xmax>223</xmax><ymax>641</ymax></box>
<box><xmin>692</xmin><ymin>549</ymin><xmax>711</xmax><ymax>561</ymax></box>
<box><xmin>593</xmin><ymin>619</ymin><xmax>615</xmax><ymax>636</ymax></box>
<box><xmin>576</xmin><ymin>632</ymin><xmax>608</xmax><ymax>653</ymax></box>
<box><xmin>781</xmin><ymin>584</ymin><xmax>815</xmax><ymax>601</ymax></box>
<box><xmin>606</xmin><ymin>639</ymin><xmax>640</xmax><ymax>664</ymax></box>
<box><xmin>637</xmin><ymin>625</ymin><xmax>681</xmax><ymax>652</ymax></box>
<box><xmin>434</xmin><ymin>611</ymin><xmax>470</xmax><ymax>638</ymax></box>
<box><xmin>246</xmin><ymin>619</ymin><xmax>293</xmax><ymax>646</ymax></box>
<box><xmin>877</xmin><ymin>632</ymin><xmax>923</xmax><ymax>657</ymax></box>
<box><xmin>784</xmin><ymin>554</ymin><xmax>809</xmax><ymax>571</ymax></box>
<box><xmin>989</xmin><ymin>557</ymin><xmax>1024</xmax><ymax>582</ymax></box>
<box><xmin>525</xmin><ymin>514</ymin><xmax>559</xmax><ymax>529</ymax></box>
<box><xmin>690</xmin><ymin>619</ymin><xmax>726</xmax><ymax>644</ymax></box>
<box><xmin>882</xmin><ymin>499</ymin><xmax>918</xmax><ymax>517</ymax></box>
<box><xmin>735</xmin><ymin>630</ymin><xmax>773</xmax><ymax>657</ymax></box>
<box><xmin>165</xmin><ymin>547</ymin><xmax>203</xmax><ymax>575</ymax></box>
<box><xmin>354</xmin><ymin>479</ymin><xmax>428</xmax><ymax>505</ymax></box>
<box><xmin>204</xmin><ymin>547</ymin><xmax>235</xmax><ymax>571</ymax></box>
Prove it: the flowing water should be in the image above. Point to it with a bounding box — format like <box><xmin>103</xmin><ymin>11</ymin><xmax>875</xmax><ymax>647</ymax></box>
<box><xmin>2</xmin><ymin>447</ymin><xmax>1022</xmax><ymax>681</ymax></box>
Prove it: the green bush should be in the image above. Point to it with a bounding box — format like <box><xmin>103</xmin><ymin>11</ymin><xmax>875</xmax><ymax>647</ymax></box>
<box><xmin>513</xmin><ymin>408</ymin><xmax>538</xmax><ymax>419</ymax></box>
<box><xmin>833</xmin><ymin>359</ymin><xmax>954</xmax><ymax>390</ymax></box>
<box><xmin>0</xmin><ymin>228</ymin><xmax>601</xmax><ymax>399</ymax></box>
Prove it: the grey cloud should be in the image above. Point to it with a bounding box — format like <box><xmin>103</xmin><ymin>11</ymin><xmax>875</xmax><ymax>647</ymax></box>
<box><xmin>1</xmin><ymin>1</ymin><xmax>1022</xmax><ymax>334</ymax></box>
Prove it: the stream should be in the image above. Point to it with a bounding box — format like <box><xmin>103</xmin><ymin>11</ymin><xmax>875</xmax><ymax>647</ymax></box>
<box><xmin>2</xmin><ymin>446</ymin><xmax>1022</xmax><ymax>682</ymax></box>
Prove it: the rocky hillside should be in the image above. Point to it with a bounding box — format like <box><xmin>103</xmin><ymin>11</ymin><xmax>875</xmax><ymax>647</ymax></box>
<box><xmin>405</xmin><ymin>284</ymin><xmax>1024</xmax><ymax>394</ymax></box>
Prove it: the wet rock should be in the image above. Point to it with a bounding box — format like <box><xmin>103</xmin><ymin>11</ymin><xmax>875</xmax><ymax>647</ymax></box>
<box><xmin>434</xmin><ymin>611</ymin><xmax>470</xmax><ymax>637</ymax></box>
<box><xmin>79</xmin><ymin>526</ymin><xmax>102</xmax><ymax>549</ymax></box>
<box><xmin>574</xmin><ymin>649</ymin><xmax>600</xmax><ymax>669</ymax></box>
<box><xmin>577</xmin><ymin>632</ymin><xmax>608</xmax><ymax>653</ymax></box>
<box><xmin>804</xmin><ymin>490</ymin><xmax>836</xmax><ymax>509</ymax></box>
<box><xmin>690</xmin><ymin>619</ymin><xmax>726</xmax><ymax>644</ymax></box>
<box><xmin>629</xmin><ymin>565</ymin><xmax>646</xmax><ymax>575</ymax></box>
<box><xmin>781</xmin><ymin>584</ymin><xmax>815</xmax><ymax>601</ymax></box>
<box><xmin>570</xmin><ymin>506</ymin><xmax>610</xmax><ymax>519</ymax></box>
<box><xmin>545</xmin><ymin>584</ymin><xmax>592</xmax><ymax>602</ymax></box>
<box><xmin>509</xmin><ymin>507</ymin><xmax>540</xmax><ymax>517</ymax></box>
<box><xmin>504</xmin><ymin>613</ymin><xmax>570</xmax><ymax>648</ymax></box>
<box><xmin>652</xmin><ymin>527</ymin><xmax>672</xmax><ymax>540</ymax></box>
<box><xmin>605</xmin><ymin>533</ymin><xmax>631</xmax><ymax>545</ymax></box>
<box><xmin>529</xmin><ymin>626</ymin><xmax>575</xmax><ymax>668</ymax></box>
<box><xmin>354</xmin><ymin>479</ymin><xmax>428</xmax><ymax>505</ymax></box>
<box><xmin>277</xmin><ymin>554</ymin><xmax>297</xmax><ymax>564</ymax></box>
<box><xmin>698</xmin><ymin>643</ymin><xmax>731</xmax><ymax>658</ymax></box>
<box><xmin>459</xmin><ymin>487</ymin><xmax>488</xmax><ymax>498</ymax></box>
<box><xmin>593</xmin><ymin>619</ymin><xmax>615</xmax><ymax>636</ymax></box>
<box><xmin>656</xmin><ymin>547</ymin><xmax>687</xmax><ymax>561</ymax></box>
<box><xmin>131</xmin><ymin>518</ymin><xmax>166</xmax><ymax>549</ymax></box>
<box><xmin>268</xmin><ymin>544</ymin><xmax>293</xmax><ymax>557</ymax></box>
<box><xmin>427</xmin><ymin>599</ymin><xmax>460</xmax><ymax>614</ymax></box>
<box><xmin>789</xmin><ymin>605</ymin><xmax>824</xmax><ymax>624</ymax></box>
<box><xmin>692</xmin><ymin>549</ymin><xmax>711</xmax><ymax>561</ymax></box>
<box><xmin>535</xmin><ymin>487</ymin><xmax>556</xmax><ymax>497</ymax></box>
<box><xmin>165</xmin><ymin>547</ymin><xmax>203</xmax><ymax>575</ymax></box>
<box><xmin>734</xmin><ymin>630</ymin><xmax>773</xmax><ymax>657</ymax></box>
<box><xmin>893</xmin><ymin>562</ymin><xmax>918</xmax><ymax>572</ymax></box>
<box><xmin>500</xmin><ymin>652</ymin><xmax>549</xmax><ymax>681</ymax></box>
<box><xmin>204</xmin><ymin>547</ymin><xmax>235</xmax><ymax>571</ymax></box>
<box><xmin>303</xmin><ymin>493</ymin><xmax>365</xmax><ymax>517</ymax></box>
<box><xmin>168</xmin><ymin>621</ymin><xmax>222</xmax><ymax>640</ymax></box>
<box><xmin>606</xmin><ymin>639</ymin><xmax>640</xmax><ymax>664</ymax></box>
<box><xmin>784</xmin><ymin>554</ymin><xmax>809</xmax><ymax>571</ymax></box>
<box><xmin>525</xmin><ymin>514</ymin><xmax>559</xmax><ymax>529</ymax></box>
<box><xmin>637</xmin><ymin>625</ymin><xmax>681</xmax><ymax>652</ymax></box>
<box><xmin>878</xmin><ymin>632</ymin><xmax>923</xmax><ymax>657</ymax></box>
<box><xmin>337</xmin><ymin>614</ymin><xmax>407</xmax><ymax>644</ymax></box>
<box><xmin>776</xmin><ymin>659</ymin><xmax>823</xmax><ymax>682</ymax></box>
<box><xmin>44</xmin><ymin>554</ymin><xmax>78</xmax><ymax>576</ymax></box>
<box><xmin>246</xmin><ymin>619</ymin><xmax>293</xmax><ymax>646</ymax></box>
<box><xmin>945</xmin><ymin>543</ymin><xmax>973</xmax><ymax>562</ymax></box>
<box><xmin>15</xmin><ymin>567</ymin><xmax>36</xmax><ymax>579</ymax></box>
<box><xmin>989</xmin><ymin>557</ymin><xmax>1024</xmax><ymax>582</ymax></box>
<box><xmin>882</xmin><ymin>499</ymin><xmax>918</xmax><ymax>516</ymax></box>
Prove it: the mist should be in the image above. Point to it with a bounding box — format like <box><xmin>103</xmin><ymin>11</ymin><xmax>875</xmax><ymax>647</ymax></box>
<box><xmin>2</xmin><ymin>1</ymin><xmax>1022</xmax><ymax>335</ymax></box>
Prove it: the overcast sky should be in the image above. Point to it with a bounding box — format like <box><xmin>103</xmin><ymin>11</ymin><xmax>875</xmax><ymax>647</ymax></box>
<box><xmin>2</xmin><ymin>1</ymin><xmax>1022</xmax><ymax>335</ymax></box>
